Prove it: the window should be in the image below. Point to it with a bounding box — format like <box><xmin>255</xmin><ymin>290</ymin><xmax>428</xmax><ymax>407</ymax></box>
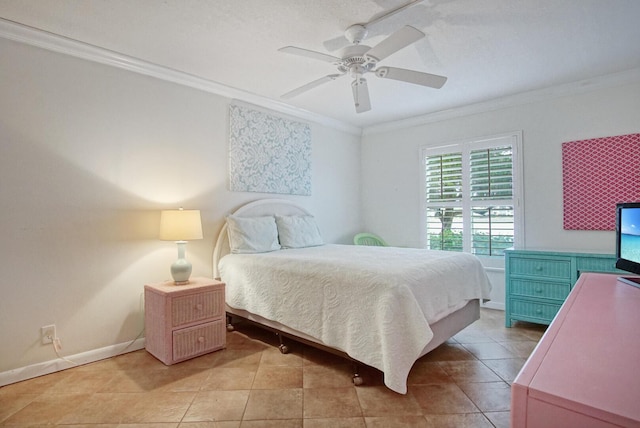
<box><xmin>423</xmin><ymin>132</ymin><xmax>523</xmax><ymax>256</ymax></box>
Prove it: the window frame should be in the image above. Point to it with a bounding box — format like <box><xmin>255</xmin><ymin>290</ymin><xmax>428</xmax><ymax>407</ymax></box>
<box><xmin>420</xmin><ymin>131</ymin><xmax>525</xmax><ymax>255</ymax></box>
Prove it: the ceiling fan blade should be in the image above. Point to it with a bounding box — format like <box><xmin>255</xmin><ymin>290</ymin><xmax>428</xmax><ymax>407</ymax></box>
<box><xmin>375</xmin><ymin>66</ymin><xmax>447</xmax><ymax>89</ymax></box>
<box><xmin>365</xmin><ymin>0</ymin><xmax>425</xmax><ymax>27</ymax></box>
<box><xmin>323</xmin><ymin>35</ymin><xmax>350</xmax><ymax>52</ymax></box>
<box><xmin>281</xmin><ymin>74</ymin><xmax>344</xmax><ymax>99</ymax></box>
<box><xmin>278</xmin><ymin>46</ymin><xmax>340</xmax><ymax>63</ymax></box>
<box><xmin>364</xmin><ymin>25</ymin><xmax>425</xmax><ymax>63</ymax></box>
<box><xmin>351</xmin><ymin>78</ymin><xmax>371</xmax><ymax>113</ymax></box>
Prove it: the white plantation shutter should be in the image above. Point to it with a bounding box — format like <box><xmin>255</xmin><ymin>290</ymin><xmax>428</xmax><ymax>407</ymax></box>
<box><xmin>423</xmin><ymin>133</ymin><xmax>522</xmax><ymax>256</ymax></box>
<box><xmin>426</xmin><ymin>152</ymin><xmax>462</xmax><ymax>203</ymax></box>
<box><xmin>470</xmin><ymin>146</ymin><xmax>513</xmax><ymax>201</ymax></box>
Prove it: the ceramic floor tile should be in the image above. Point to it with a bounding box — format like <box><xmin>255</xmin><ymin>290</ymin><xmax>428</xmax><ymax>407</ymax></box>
<box><xmin>303</xmin><ymin>387</ymin><xmax>362</xmax><ymax>419</ymax></box>
<box><xmin>407</xmin><ymin>360</ymin><xmax>455</xmax><ymax>385</ymax></box>
<box><xmin>461</xmin><ymin>342</ymin><xmax>519</xmax><ymax>359</ymax></box>
<box><xmin>121</xmin><ymin>391</ymin><xmax>196</xmax><ymax>423</ymax></box>
<box><xmin>243</xmin><ymin>388</ymin><xmax>303</xmax><ymax>420</ymax></box>
<box><xmin>210</xmin><ymin>349</ymin><xmax>263</xmax><ymax>369</ymax></box>
<box><xmin>484</xmin><ymin>410</ymin><xmax>512</xmax><ymax>428</ymax></box>
<box><xmin>0</xmin><ymin>309</ymin><xmax>547</xmax><ymax>426</ymax></box>
<box><xmin>438</xmin><ymin>360</ymin><xmax>503</xmax><ymax>383</ymax></box>
<box><xmin>0</xmin><ymin>393</ymin><xmax>38</xmax><ymax>423</ymax></box>
<box><xmin>46</xmin><ymin>369</ymin><xmax>124</xmax><ymax>394</ymax></box>
<box><xmin>1</xmin><ymin>392</ymin><xmax>90</xmax><ymax>425</ymax></box>
<box><xmin>356</xmin><ymin>386</ymin><xmax>423</xmax><ymax>417</ymax></box>
<box><xmin>458</xmin><ymin>381</ymin><xmax>512</xmax><ymax>412</ymax></box>
<box><xmin>251</xmin><ymin>365</ymin><xmax>303</xmax><ymax>389</ymax></box>
<box><xmin>239</xmin><ymin>420</ymin><xmax>302</xmax><ymax>427</ymax></box>
<box><xmin>452</xmin><ymin>328</ymin><xmax>495</xmax><ymax>344</ymax></box>
<box><xmin>0</xmin><ymin>370</ymin><xmax>67</xmax><ymax>394</ymax></box>
<box><xmin>411</xmin><ymin>383</ymin><xmax>480</xmax><ymax>414</ymax></box>
<box><xmin>481</xmin><ymin>357</ymin><xmax>527</xmax><ymax>383</ymax></box>
<box><xmin>422</xmin><ymin>412</ymin><xmax>495</xmax><ymax>427</ymax></box>
<box><xmin>499</xmin><ymin>339</ymin><xmax>539</xmax><ymax>358</ymax></box>
<box><xmin>98</xmin><ymin>368</ymin><xmax>171</xmax><ymax>393</ymax></box>
<box><xmin>365</xmin><ymin>415</ymin><xmax>431</xmax><ymax>427</ymax></box>
<box><xmin>179</xmin><ymin>421</ymin><xmax>240</xmax><ymax>428</ymax></box>
<box><xmin>303</xmin><ymin>417</ymin><xmax>367</xmax><ymax>427</ymax></box>
<box><xmin>200</xmin><ymin>367</ymin><xmax>256</xmax><ymax>390</ymax></box>
<box><xmin>182</xmin><ymin>390</ymin><xmax>250</xmax><ymax>422</ymax></box>
<box><xmin>57</xmin><ymin>392</ymin><xmax>140</xmax><ymax>424</ymax></box>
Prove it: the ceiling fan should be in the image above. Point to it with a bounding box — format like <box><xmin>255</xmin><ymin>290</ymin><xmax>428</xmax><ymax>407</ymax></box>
<box><xmin>278</xmin><ymin>1</ymin><xmax>447</xmax><ymax>113</ymax></box>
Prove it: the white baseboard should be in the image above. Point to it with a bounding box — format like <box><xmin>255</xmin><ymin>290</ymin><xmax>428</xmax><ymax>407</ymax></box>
<box><xmin>0</xmin><ymin>338</ymin><xmax>145</xmax><ymax>387</ymax></box>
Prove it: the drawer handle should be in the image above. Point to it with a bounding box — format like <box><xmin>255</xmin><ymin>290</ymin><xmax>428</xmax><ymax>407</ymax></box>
<box><xmin>535</xmin><ymin>288</ymin><xmax>543</xmax><ymax>293</ymax></box>
<box><xmin>535</xmin><ymin>309</ymin><xmax>543</xmax><ymax>314</ymax></box>
<box><xmin>535</xmin><ymin>266</ymin><xmax>543</xmax><ymax>271</ymax></box>
<box><xmin>198</xmin><ymin>336</ymin><xmax>205</xmax><ymax>343</ymax></box>
<box><xmin>195</xmin><ymin>304</ymin><xmax>203</xmax><ymax>311</ymax></box>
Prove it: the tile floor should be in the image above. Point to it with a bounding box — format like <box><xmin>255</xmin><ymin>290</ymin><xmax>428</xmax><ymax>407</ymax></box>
<box><xmin>0</xmin><ymin>308</ymin><xmax>545</xmax><ymax>427</ymax></box>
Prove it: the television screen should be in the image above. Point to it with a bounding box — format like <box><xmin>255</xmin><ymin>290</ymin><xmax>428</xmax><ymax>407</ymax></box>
<box><xmin>615</xmin><ymin>202</ymin><xmax>640</xmax><ymax>287</ymax></box>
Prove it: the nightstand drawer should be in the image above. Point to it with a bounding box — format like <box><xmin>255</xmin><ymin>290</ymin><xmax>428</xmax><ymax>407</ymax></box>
<box><xmin>173</xmin><ymin>320</ymin><xmax>226</xmax><ymax>361</ymax></box>
<box><xmin>510</xmin><ymin>299</ymin><xmax>562</xmax><ymax>323</ymax></box>
<box><xmin>509</xmin><ymin>257</ymin><xmax>572</xmax><ymax>279</ymax></box>
<box><xmin>172</xmin><ymin>289</ymin><xmax>224</xmax><ymax>327</ymax></box>
<box><xmin>509</xmin><ymin>279</ymin><xmax>571</xmax><ymax>301</ymax></box>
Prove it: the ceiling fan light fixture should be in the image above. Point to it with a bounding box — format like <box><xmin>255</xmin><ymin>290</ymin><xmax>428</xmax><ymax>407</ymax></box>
<box><xmin>344</xmin><ymin>24</ymin><xmax>368</xmax><ymax>45</ymax></box>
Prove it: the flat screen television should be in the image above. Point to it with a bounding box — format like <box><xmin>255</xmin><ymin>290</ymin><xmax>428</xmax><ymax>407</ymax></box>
<box><xmin>615</xmin><ymin>202</ymin><xmax>640</xmax><ymax>288</ymax></box>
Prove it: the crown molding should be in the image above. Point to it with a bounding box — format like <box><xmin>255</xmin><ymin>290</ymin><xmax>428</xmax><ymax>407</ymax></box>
<box><xmin>0</xmin><ymin>18</ymin><xmax>362</xmax><ymax>136</ymax></box>
<box><xmin>362</xmin><ymin>67</ymin><xmax>640</xmax><ymax>136</ymax></box>
<box><xmin>3</xmin><ymin>18</ymin><xmax>638</xmax><ymax>140</ymax></box>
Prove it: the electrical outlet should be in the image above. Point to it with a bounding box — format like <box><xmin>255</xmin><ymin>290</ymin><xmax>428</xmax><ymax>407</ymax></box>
<box><xmin>41</xmin><ymin>325</ymin><xmax>56</xmax><ymax>345</ymax></box>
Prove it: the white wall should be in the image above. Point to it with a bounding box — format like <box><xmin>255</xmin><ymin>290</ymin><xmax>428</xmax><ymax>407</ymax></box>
<box><xmin>361</xmin><ymin>79</ymin><xmax>640</xmax><ymax>308</ymax></box>
<box><xmin>0</xmin><ymin>38</ymin><xmax>362</xmax><ymax>377</ymax></box>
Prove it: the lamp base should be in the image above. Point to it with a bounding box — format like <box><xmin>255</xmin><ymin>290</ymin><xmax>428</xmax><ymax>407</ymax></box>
<box><xmin>170</xmin><ymin>241</ymin><xmax>192</xmax><ymax>285</ymax></box>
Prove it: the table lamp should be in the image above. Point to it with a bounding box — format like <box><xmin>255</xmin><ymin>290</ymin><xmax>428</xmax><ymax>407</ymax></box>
<box><xmin>159</xmin><ymin>208</ymin><xmax>203</xmax><ymax>285</ymax></box>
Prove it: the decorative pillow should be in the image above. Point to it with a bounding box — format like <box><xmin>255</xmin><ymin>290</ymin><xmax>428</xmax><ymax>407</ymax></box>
<box><xmin>226</xmin><ymin>215</ymin><xmax>280</xmax><ymax>254</ymax></box>
<box><xmin>275</xmin><ymin>215</ymin><xmax>324</xmax><ymax>248</ymax></box>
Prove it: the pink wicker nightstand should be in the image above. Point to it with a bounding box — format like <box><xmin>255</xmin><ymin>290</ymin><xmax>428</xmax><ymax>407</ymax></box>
<box><xmin>144</xmin><ymin>277</ymin><xmax>226</xmax><ymax>365</ymax></box>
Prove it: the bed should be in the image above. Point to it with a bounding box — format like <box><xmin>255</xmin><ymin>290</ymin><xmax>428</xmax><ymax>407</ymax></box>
<box><xmin>213</xmin><ymin>199</ymin><xmax>492</xmax><ymax>394</ymax></box>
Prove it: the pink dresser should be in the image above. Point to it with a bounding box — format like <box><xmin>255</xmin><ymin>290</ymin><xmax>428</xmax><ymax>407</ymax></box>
<box><xmin>512</xmin><ymin>272</ymin><xmax>640</xmax><ymax>427</ymax></box>
<box><xmin>144</xmin><ymin>277</ymin><xmax>226</xmax><ymax>365</ymax></box>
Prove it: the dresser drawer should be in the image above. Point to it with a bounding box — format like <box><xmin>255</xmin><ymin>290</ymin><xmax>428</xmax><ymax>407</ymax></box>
<box><xmin>171</xmin><ymin>289</ymin><xmax>224</xmax><ymax>327</ymax></box>
<box><xmin>173</xmin><ymin>320</ymin><xmax>226</xmax><ymax>361</ymax></box>
<box><xmin>575</xmin><ymin>256</ymin><xmax>618</xmax><ymax>274</ymax></box>
<box><xmin>508</xmin><ymin>257</ymin><xmax>572</xmax><ymax>280</ymax></box>
<box><xmin>509</xmin><ymin>279</ymin><xmax>571</xmax><ymax>301</ymax></box>
<box><xmin>510</xmin><ymin>299</ymin><xmax>562</xmax><ymax>323</ymax></box>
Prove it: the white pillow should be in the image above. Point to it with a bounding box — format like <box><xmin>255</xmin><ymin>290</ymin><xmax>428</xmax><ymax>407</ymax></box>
<box><xmin>275</xmin><ymin>215</ymin><xmax>324</xmax><ymax>248</ymax></box>
<box><xmin>226</xmin><ymin>215</ymin><xmax>280</xmax><ymax>254</ymax></box>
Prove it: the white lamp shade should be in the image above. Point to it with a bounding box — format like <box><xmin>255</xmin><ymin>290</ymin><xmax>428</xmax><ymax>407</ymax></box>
<box><xmin>159</xmin><ymin>209</ymin><xmax>203</xmax><ymax>241</ymax></box>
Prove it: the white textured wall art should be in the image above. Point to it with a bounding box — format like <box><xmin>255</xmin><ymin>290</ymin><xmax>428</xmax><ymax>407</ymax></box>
<box><xmin>229</xmin><ymin>103</ymin><xmax>312</xmax><ymax>195</ymax></box>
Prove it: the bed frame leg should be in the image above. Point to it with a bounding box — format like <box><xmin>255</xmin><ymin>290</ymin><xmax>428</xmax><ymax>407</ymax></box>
<box><xmin>352</xmin><ymin>362</ymin><xmax>364</xmax><ymax>386</ymax></box>
<box><xmin>276</xmin><ymin>333</ymin><xmax>290</xmax><ymax>354</ymax></box>
<box><xmin>226</xmin><ymin>314</ymin><xmax>235</xmax><ymax>332</ymax></box>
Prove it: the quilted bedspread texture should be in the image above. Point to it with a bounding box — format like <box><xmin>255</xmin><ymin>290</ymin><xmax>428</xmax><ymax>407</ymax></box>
<box><xmin>219</xmin><ymin>244</ymin><xmax>492</xmax><ymax>394</ymax></box>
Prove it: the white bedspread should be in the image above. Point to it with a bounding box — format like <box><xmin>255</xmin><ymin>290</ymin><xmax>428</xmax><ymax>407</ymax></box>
<box><xmin>219</xmin><ymin>244</ymin><xmax>491</xmax><ymax>394</ymax></box>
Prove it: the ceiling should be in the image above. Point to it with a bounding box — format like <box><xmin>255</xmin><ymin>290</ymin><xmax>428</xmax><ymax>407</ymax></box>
<box><xmin>1</xmin><ymin>0</ymin><xmax>640</xmax><ymax>130</ymax></box>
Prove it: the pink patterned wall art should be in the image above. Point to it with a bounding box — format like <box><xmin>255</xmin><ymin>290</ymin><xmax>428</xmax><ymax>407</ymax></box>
<box><xmin>562</xmin><ymin>133</ymin><xmax>640</xmax><ymax>230</ymax></box>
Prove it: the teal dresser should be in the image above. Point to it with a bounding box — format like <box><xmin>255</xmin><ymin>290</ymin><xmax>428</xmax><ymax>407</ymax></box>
<box><xmin>505</xmin><ymin>249</ymin><xmax>623</xmax><ymax>327</ymax></box>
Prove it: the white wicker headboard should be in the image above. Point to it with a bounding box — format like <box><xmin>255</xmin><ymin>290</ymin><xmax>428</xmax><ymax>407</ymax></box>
<box><xmin>212</xmin><ymin>199</ymin><xmax>312</xmax><ymax>279</ymax></box>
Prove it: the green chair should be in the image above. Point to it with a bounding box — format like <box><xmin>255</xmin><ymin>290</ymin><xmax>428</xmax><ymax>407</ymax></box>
<box><xmin>353</xmin><ymin>232</ymin><xmax>388</xmax><ymax>247</ymax></box>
